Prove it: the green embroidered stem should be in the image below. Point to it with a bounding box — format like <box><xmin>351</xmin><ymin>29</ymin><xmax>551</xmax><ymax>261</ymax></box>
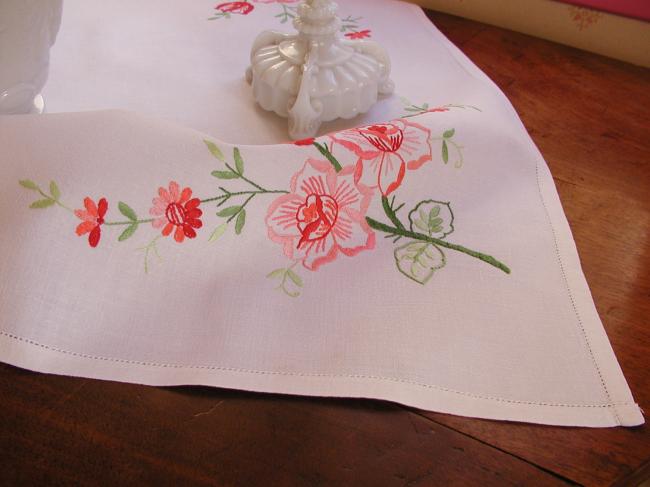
<box><xmin>35</xmin><ymin>187</ymin><xmax>74</xmax><ymax>212</ymax></box>
<box><xmin>382</xmin><ymin>196</ymin><xmax>405</xmax><ymax>230</ymax></box>
<box><xmin>313</xmin><ymin>142</ymin><xmax>342</xmax><ymax>173</ymax></box>
<box><xmin>227</xmin><ymin>194</ymin><xmax>254</xmax><ymax>223</ymax></box>
<box><xmin>443</xmin><ymin>103</ymin><xmax>482</xmax><ymax>112</ymax></box>
<box><xmin>201</xmin><ymin>189</ymin><xmax>288</xmax><ymax>205</ymax></box>
<box><xmin>400</xmin><ymin>100</ymin><xmax>482</xmax><ymax>118</ymax></box>
<box><xmin>366</xmin><ymin>217</ymin><xmax>511</xmax><ymax>274</ymax></box>
<box><xmin>339</xmin><ymin>15</ymin><xmax>362</xmax><ymax>32</ymax></box>
<box><xmin>105</xmin><ymin>218</ymin><xmax>154</xmax><ymax>226</ymax></box>
<box><xmin>20</xmin><ymin>180</ymin><xmax>74</xmax><ymax>212</ymax></box>
<box><xmin>222</xmin><ymin>162</ymin><xmax>268</xmax><ymax>191</ymax></box>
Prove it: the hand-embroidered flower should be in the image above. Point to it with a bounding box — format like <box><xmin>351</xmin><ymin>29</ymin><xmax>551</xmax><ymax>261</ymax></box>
<box><xmin>329</xmin><ymin>119</ymin><xmax>432</xmax><ymax>196</ymax></box>
<box><xmin>215</xmin><ymin>2</ymin><xmax>254</xmax><ymax>15</ymax></box>
<box><xmin>266</xmin><ymin>159</ymin><xmax>375</xmax><ymax>270</ymax></box>
<box><xmin>345</xmin><ymin>30</ymin><xmax>372</xmax><ymax>40</ymax></box>
<box><xmin>150</xmin><ymin>181</ymin><xmax>203</xmax><ymax>243</ymax></box>
<box><xmin>75</xmin><ymin>197</ymin><xmax>107</xmax><ymax>248</ymax></box>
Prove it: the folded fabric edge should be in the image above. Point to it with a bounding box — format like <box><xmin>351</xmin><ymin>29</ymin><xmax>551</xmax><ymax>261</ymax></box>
<box><xmin>1</xmin><ymin>332</ymin><xmax>643</xmax><ymax>428</ymax></box>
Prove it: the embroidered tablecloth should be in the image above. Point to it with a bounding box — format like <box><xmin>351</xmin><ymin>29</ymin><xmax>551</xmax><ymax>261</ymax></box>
<box><xmin>0</xmin><ymin>0</ymin><xmax>643</xmax><ymax>427</ymax></box>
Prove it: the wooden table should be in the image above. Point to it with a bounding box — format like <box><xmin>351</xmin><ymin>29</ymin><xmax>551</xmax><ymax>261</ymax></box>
<box><xmin>1</xmin><ymin>11</ymin><xmax>648</xmax><ymax>487</ymax></box>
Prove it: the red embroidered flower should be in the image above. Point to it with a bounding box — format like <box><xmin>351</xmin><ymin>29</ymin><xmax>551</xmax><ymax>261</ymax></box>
<box><xmin>329</xmin><ymin>119</ymin><xmax>432</xmax><ymax>196</ymax></box>
<box><xmin>215</xmin><ymin>1</ymin><xmax>254</xmax><ymax>15</ymax></box>
<box><xmin>345</xmin><ymin>30</ymin><xmax>372</xmax><ymax>40</ymax></box>
<box><xmin>150</xmin><ymin>181</ymin><xmax>203</xmax><ymax>243</ymax></box>
<box><xmin>266</xmin><ymin>159</ymin><xmax>375</xmax><ymax>270</ymax></box>
<box><xmin>75</xmin><ymin>197</ymin><xmax>107</xmax><ymax>248</ymax></box>
<box><xmin>294</xmin><ymin>137</ymin><xmax>315</xmax><ymax>146</ymax></box>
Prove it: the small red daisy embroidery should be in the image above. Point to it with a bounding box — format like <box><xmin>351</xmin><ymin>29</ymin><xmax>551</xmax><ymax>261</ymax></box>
<box><xmin>215</xmin><ymin>2</ymin><xmax>254</xmax><ymax>15</ymax></box>
<box><xmin>345</xmin><ymin>30</ymin><xmax>371</xmax><ymax>40</ymax></box>
<box><xmin>150</xmin><ymin>181</ymin><xmax>203</xmax><ymax>243</ymax></box>
<box><xmin>75</xmin><ymin>197</ymin><xmax>108</xmax><ymax>248</ymax></box>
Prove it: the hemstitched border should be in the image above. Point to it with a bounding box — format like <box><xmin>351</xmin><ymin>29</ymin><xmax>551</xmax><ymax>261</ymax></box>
<box><xmin>0</xmin><ymin>329</ymin><xmax>634</xmax><ymax>411</ymax></box>
<box><xmin>533</xmin><ymin>160</ymin><xmax>620</xmax><ymax>424</ymax></box>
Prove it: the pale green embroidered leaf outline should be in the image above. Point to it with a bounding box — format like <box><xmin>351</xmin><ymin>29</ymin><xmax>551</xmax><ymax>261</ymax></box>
<box><xmin>394</xmin><ymin>241</ymin><xmax>446</xmax><ymax>285</ymax></box>
<box><xmin>267</xmin><ymin>264</ymin><xmax>303</xmax><ymax>298</ymax></box>
<box><xmin>408</xmin><ymin>200</ymin><xmax>454</xmax><ymax>240</ymax></box>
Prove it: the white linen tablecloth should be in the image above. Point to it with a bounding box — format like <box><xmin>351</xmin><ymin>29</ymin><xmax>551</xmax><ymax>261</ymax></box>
<box><xmin>0</xmin><ymin>0</ymin><xmax>643</xmax><ymax>427</ymax></box>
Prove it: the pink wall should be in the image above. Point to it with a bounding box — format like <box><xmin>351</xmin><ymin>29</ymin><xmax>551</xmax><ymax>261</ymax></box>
<box><xmin>559</xmin><ymin>0</ymin><xmax>650</xmax><ymax>21</ymax></box>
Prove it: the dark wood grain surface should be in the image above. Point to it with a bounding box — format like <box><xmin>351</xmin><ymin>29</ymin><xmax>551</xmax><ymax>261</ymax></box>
<box><xmin>1</xmin><ymin>10</ymin><xmax>648</xmax><ymax>487</ymax></box>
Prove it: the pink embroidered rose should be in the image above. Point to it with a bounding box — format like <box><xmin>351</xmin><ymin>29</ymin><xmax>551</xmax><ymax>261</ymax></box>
<box><xmin>150</xmin><ymin>181</ymin><xmax>203</xmax><ymax>243</ymax></box>
<box><xmin>266</xmin><ymin>159</ymin><xmax>375</xmax><ymax>270</ymax></box>
<box><xmin>345</xmin><ymin>30</ymin><xmax>372</xmax><ymax>40</ymax></box>
<box><xmin>329</xmin><ymin>119</ymin><xmax>432</xmax><ymax>196</ymax></box>
<box><xmin>75</xmin><ymin>197</ymin><xmax>107</xmax><ymax>248</ymax></box>
<box><xmin>215</xmin><ymin>2</ymin><xmax>254</xmax><ymax>15</ymax></box>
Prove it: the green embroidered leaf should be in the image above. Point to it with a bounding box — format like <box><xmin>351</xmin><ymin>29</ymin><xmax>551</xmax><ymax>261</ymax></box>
<box><xmin>442</xmin><ymin>140</ymin><xmax>449</xmax><ymax>164</ymax></box>
<box><xmin>287</xmin><ymin>269</ymin><xmax>303</xmax><ymax>287</ymax></box>
<box><xmin>204</xmin><ymin>139</ymin><xmax>225</xmax><ymax>161</ymax></box>
<box><xmin>29</xmin><ymin>198</ymin><xmax>55</xmax><ymax>209</ymax></box>
<box><xmin>208</xmin><ymin>223</ymin><xmax>228</xmax><ymax>242</ymax></box>
<box><xmin>422</xmin><ymin>103</ymin><xmax>429</xmax><ymax>110</ymax></box>
<box><xmin>217</xmin><ymin>205</ymin><xmax>242</xmax><ymax>217</ymax></box>
<box><xmin>118</xmin><ymin>201</ymin><xmax>138</xmax><ymax>221</ymax></box>
<box><xmin>235</xmin><ymin>209</ymin><xmax>246</xmax><ymax>235</ymax></box>
<box><xmin>19</xmin><ymin>179</ymin><xmax>39</xmax><ymax>190</ymax></box>
<box><xmin>394</xmin><ymin>241</ymin><xmax>446</xmax><ymax>285</ymax></box>
<box><xmin>266</xmin><ymin>269</ymin><xmax>286</xmax><ymax>280</ymax></box>
<box><xmin>211</xmin><ymin>170</ymin><xmax>239</xmax><ymax>180</ymax></box>
<box><xmin>443</xmin><ymin>128</ymin><xmax>455</xmax><ymax>139</ymax></box>
<box><xmin>408</xmin><ymin>200</ymin><xmax>454</xmax><ymax>239</ymax></box>
<box><xmin>118</xmin><ymin>223</ymin><xmax>138</xmax><ymax>242</ymax></box>
<box><xmin>49</xmin><ymin>181</ymin><xmax>61</xmax><ymax>200</ymax></box>
<box><xmin>233</xmin><ymin>148</ymin><xmax>244</xmax><ymax>175</ymax></box>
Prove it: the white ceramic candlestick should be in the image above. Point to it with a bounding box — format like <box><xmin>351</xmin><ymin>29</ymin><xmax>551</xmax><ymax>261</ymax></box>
<box><xmin>0</xmin><ymin>0</ymin><xmax>63</xmax><ymax>115</ymax></box>
<box><xmin>246</xmin><ymin>0</ymin><xmax>394</xmax><ymax>140</ymax></box>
